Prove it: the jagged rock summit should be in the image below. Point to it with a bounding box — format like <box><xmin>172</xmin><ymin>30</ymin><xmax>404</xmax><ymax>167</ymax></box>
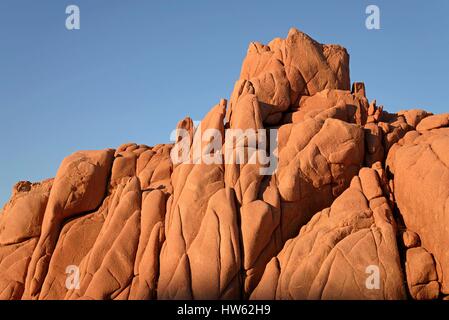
<box><xmin>1</xmin><ymin>28</ymin><xmax>448</xmax><ymax>300</ymax></box>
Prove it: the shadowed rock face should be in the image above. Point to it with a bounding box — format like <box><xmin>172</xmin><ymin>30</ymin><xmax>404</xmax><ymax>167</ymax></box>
<box><xmin>0</xmin><ymin>28</ymin><xmax>447</xmax><ymax>300</ymax></box>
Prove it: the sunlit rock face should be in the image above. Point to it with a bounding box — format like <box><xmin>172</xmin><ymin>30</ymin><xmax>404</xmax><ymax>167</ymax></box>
<box><xmin>0</xmin><ymin>28</ymin><xmax>447</xmax><ymax>300</ymax></box>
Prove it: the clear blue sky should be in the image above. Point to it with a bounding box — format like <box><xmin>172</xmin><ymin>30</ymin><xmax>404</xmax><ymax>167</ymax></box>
<box><xmin>0</xmin><ymin>0</ymin><xmax>448</xmax><ymax>206</ymax></box>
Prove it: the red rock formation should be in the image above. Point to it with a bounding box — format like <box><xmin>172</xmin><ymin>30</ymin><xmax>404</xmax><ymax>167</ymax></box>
<box><xmin>0</xmin><ymin>28</ymin><xmax>447</xmax><ymax>300</ymax></box>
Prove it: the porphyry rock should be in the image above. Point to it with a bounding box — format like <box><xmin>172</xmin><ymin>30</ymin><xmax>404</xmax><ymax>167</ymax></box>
<box><xmin>387</xmin><ymin>127</ymin><xmax>449</xmax><ymax>295</ymax></box>
<box><xmin>251</xmin><ymin>167</ymin><xmax>406</xmax><ymax>300</ymax></box>
<box><xmin>0</xmin><ymin>28</ymin><xmax>446</xmax><ymax>301</ymax></box>
<box><xmin>405</xmin><ymin>247</ymin><xmax>440</xmax><ymax>300</ymax></box>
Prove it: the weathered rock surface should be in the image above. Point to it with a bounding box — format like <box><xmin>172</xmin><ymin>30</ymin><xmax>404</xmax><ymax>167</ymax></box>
<box><xmin>0</xmin><ymin>28</ymin><xmax>447</xmax><ymax>300</ymax></box>
<box><xmin>251</xmin><ymin>166</ymin><xmax>406</xmax><ymax>300</ymax></box>
<box><xmin>387</xmin><ymin>126</ymin><xmax>449</xmax><ymax>296</ymax></box>
<box><xmin>405</xmin><ymin>247</ymin><xmax>440</xmax><ymax>300</ymax></box>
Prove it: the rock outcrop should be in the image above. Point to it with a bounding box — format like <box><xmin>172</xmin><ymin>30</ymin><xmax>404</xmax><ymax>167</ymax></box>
<box><xmin>0</xmin><ymin>28</ymin><xmax>447</xmax><ymax>300</ymax></box>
